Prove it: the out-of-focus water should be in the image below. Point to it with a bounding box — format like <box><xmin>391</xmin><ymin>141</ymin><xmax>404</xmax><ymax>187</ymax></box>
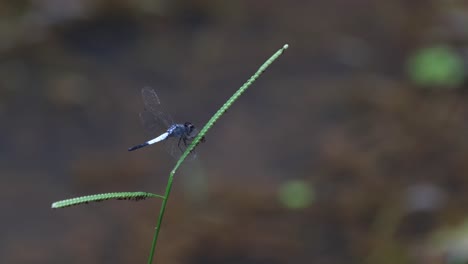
<box><xmin>2</xmin><ymin>1</ymin><xmax>468</xmax><ymax>264</ymax></box>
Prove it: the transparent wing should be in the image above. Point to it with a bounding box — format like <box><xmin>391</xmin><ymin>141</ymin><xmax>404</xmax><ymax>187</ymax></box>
<box><xmin>140</xmin><ymin>87</ymin><xmax>174</xmax><ymax>130</ymax></box>
<box><xmin>163</xmin><ymin>136</ymin><xmax>198</xmax><ymax>160</ymax></box>
<box><xmin>163</xmin><ymin>127</ymin><xmax>202</xmax><ymax>160</ymax></box>
<box><xmin>139</xmin><ymin>111</ymin><xmax>162</xmax><ymax>135</ymax></box>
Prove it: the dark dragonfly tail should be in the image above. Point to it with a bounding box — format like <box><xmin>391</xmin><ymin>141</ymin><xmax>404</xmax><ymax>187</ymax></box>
<box><xmin>128</xmin><ymin>142</ymin><xmax>149</xmax><ymax>151</ymax></box>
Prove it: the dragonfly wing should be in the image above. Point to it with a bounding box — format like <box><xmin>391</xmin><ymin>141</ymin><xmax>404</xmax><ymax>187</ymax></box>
<box><xmin>163</xmin><ymin>137</ymin><xmax>181</xmax><ymax>159</ymax></box>
<box><xmin>141</xmin><ymin>87</ymin><xmax>174</xmax><ymax>128</ymax></box>
<box><xmin>163</xmin><ymin>135</ymin><xmax>200</xmax><ymax>160</ymax></box>
<box><xmin>139</xmin><ymin>111</ymin><xmax>162</xmax><ymax>135</ymax></box>
<box><xmin>171</xmin><ymin>126</ymin><xmax>204</xmax><ymax>159</ymax></box>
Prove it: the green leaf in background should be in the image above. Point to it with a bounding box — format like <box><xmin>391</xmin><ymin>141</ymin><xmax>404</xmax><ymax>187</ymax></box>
<box><xmin>279</xmin><ymin>180</ymin><xmax>314</xmax><ymax>209</ymax></box>
<box><xmin>406</xmin><ymin>45</ymin><xmax>465</xmax><ymax>87</ymax></box>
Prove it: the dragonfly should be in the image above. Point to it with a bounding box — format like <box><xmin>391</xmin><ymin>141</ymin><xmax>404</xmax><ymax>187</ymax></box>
<box><xmin>128</xmin><ymin>87</ymin><xmax>204</xmax><ymax>158</ymax></box>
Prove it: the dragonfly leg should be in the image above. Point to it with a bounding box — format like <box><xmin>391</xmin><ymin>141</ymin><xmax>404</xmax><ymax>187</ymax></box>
<box><xmin>178</xmin><ymin>136</ymin><xmax>183</xmax><ymax>152</ymax></box>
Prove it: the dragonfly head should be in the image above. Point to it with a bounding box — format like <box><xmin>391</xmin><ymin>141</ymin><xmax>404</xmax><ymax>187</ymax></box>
<box><xmin>184</xmin><ymin>122</ymin><xmax>205</xmax><ymax>143</ymax></box>
<box><xmin>184</xmin><ymin>122</ymin><xmax>195</xmax><ymax>134</ymax></box>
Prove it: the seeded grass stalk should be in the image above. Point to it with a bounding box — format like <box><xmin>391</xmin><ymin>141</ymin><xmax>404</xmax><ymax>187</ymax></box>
<box><xmin>51</xmin><ymin>192</ymin><xmax>164</xmax><ymax>208</ymax></box>
<box><xmin>50</xmin><ymin>44</ymin><xmax>289</xmax><ymax>264</ymax></box>
<box><xmin>147</xmin><ymin>44</ymin><xmax>289</xmax><ymax>263</ymax></box>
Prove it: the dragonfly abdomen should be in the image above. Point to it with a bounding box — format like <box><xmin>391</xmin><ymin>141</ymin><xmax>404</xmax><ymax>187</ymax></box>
<box><xmin>128</xmin><ymin>142</ymin><xmax>149</xmax><ymax>151</ymax></box>
<box><xmin>128</xmin><ymin>132</ymin><xmax>169</xmax><ymax>152</ymax></box>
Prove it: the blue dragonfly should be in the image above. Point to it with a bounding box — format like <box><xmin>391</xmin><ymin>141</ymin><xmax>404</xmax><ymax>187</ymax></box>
<box><xmin>128</xmin><ymin>87</ymin><xmax>203</xmax><ymax>158</ymax></box>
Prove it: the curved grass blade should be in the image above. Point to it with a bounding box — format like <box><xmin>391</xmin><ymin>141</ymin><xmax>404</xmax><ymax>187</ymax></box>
<box><xmin>51</xmin><ymin>192</ymin><xmax>164</xmax><ymax>209</ymax></box>
<box><xmin>175</xmin><ymin>44</ymin><xmax>289</xmax><ymax>172</ymax></box>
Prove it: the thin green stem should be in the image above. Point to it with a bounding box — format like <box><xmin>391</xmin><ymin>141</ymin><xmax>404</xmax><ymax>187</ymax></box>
<box><xmin>147</xmin><ymin>174</ymin><xmax>173</xmax><ymax>264</ymax></box>
<box><xmin>147</xmin><ymin>44</ymin><xmax>289</xmax><ymax>264</ymax></box>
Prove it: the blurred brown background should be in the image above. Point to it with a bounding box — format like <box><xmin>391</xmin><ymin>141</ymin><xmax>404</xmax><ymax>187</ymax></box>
<box><xmin>2</xmin><ymin>0</ymin><xmax>468</xmax><ymax>263</ymax></box>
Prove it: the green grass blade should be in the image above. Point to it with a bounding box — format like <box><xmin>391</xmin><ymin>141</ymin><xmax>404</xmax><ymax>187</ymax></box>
<box><xmin>147</xmin><ymin>44</ymin><xmax>289</xmax><ymax>264</ymax></box>
<box><xmin>174</xmin><ymin>44</ymin><xmax>289</xmax><ymax>172</ymax></box>
<box><xmin>51</xmin><ymin>192</ymin><xmax>164</xmax><ymax>209</ymax></box>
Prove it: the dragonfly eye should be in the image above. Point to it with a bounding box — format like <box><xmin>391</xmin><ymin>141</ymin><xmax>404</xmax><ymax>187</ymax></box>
<box><xmin>184</xmin><ymin>122</ymin><xmax>195</xmax><ymax>132</ymax></box>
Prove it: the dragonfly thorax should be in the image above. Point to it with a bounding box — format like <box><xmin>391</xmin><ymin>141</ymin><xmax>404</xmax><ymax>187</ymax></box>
<box><xmin>167</xmin><ymin>122</ymin><xmax>196</xmax><ymax>139</ymax></box>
